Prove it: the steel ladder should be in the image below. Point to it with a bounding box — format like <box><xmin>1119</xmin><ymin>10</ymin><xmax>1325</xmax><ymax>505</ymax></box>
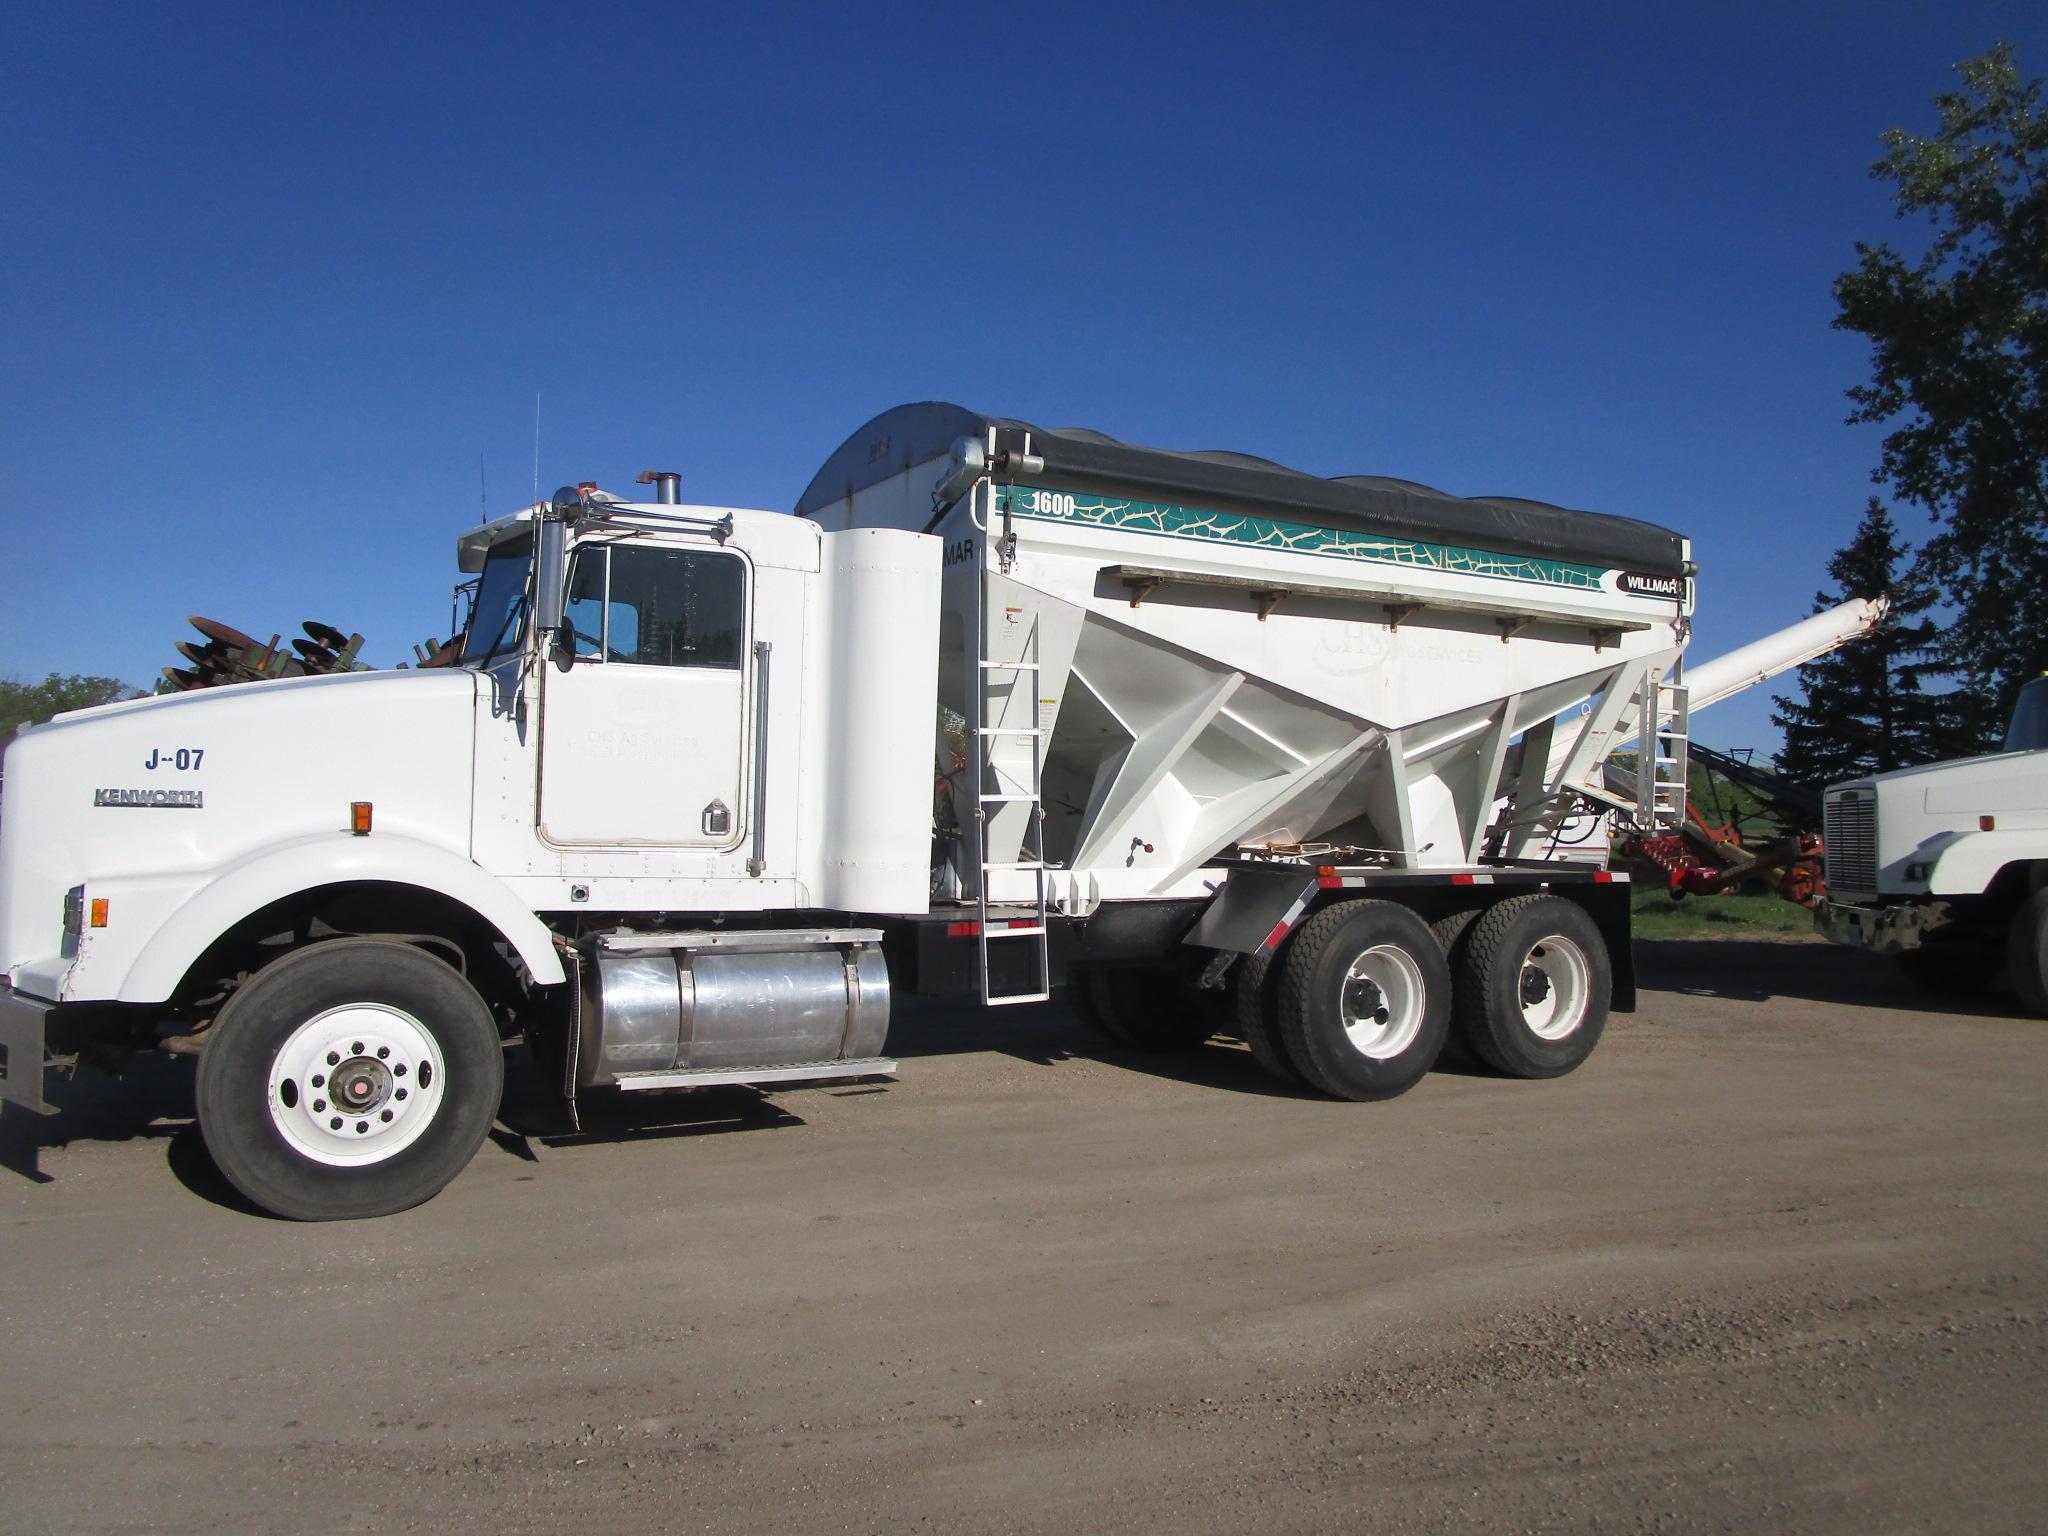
<box><xmin>973</xmin><ymin>560</ymin><xmax>1051</xmax><ymax>1006</ymax></box>
<box><xmin>1636</xmin><ymin>665</ymin><xmax>1690</xmax><ymax>832</ymax></box>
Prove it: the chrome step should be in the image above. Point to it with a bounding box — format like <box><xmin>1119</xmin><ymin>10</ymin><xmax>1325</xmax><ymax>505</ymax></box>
<box><xmin>613</xmin><ymin>1058</ymin><xmax>897</xmax><ymax>1092</ymax></box>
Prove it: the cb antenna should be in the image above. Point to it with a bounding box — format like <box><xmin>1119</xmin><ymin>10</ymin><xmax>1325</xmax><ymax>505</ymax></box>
<box><xmin>532</xmin><ymin>392</ymin><xmax>542</xmax><ymax>507</ymax></box>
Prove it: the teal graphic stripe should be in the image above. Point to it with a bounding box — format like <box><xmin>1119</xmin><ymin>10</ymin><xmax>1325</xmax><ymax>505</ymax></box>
<box><xmin>996</xmin><ymin>486</ymin><xmax>1610</xmax><ymax>591</ymax></box>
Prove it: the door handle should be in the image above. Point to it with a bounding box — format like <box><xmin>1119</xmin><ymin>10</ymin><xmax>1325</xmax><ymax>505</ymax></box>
<box><xmin>702</xmin><ymin>799</ymin><xmax>731</xmax><ymax>837</ymax></box>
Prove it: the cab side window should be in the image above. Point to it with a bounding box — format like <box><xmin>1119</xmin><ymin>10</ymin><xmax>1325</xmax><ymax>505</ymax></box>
<box><xmin>563</xmin><ymin>546</ymin><xmax>745</xmax><ymax>668</ymax></box>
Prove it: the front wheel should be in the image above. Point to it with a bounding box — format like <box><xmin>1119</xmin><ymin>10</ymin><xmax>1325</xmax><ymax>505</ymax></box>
<box><xmin>195</xmin><ymin>938</ymin><xmax>504</xmax><ymax>1221</ymax></box>
<box><xmin>2009</xmin><ymin>891</ymin><xmax>2048</xmax><ymax>1017</ymax></box>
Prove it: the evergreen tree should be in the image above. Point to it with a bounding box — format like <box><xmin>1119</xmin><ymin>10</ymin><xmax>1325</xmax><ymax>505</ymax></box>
<box><xmin>1833</xmin><ymin>43</ymin><xmax>2048</xmax><ymax>739</ymax></box>
<box><xmin>1772</xmin><ymin>501</ymin><xmax>1956</xmax><ymax>786</ymax></box>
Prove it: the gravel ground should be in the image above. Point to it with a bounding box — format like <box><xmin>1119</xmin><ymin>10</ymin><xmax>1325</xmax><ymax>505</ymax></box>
<box><xmin>2</xmin><ymin>935</ymin><xmax>2043</xmax><ymax>1534</ymax></box>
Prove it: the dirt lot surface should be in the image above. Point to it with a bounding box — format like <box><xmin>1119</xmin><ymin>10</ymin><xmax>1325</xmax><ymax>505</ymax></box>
<box><xmin>3</xmin><ymin>935</ymin><xmax>2045</xmax><ymax>1534</ymax></box>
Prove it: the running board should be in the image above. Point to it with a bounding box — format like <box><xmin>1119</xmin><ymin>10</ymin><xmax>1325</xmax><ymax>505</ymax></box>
<box><xmin>612</xmin><ymin>1058</ymin><xmax>898</xmax><ymax>1092</ymax></box>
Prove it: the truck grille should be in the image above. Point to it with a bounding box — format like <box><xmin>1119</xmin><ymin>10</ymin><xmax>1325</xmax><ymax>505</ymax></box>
<box><xmin>1824</xmin><ymin>793</ymin><xmax>1877</xmax><ymax>893</ymax></box>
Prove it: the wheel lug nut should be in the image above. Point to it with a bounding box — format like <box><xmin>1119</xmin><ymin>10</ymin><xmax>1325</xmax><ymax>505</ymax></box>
<box><xmin>380</xmin><ymin>1110</ymin><xmax>393</xmax><ymax>1122</ymax></box>
<box><xmin>377</xmin><ymin>1045</ymin><xmax>389</xmax><ymax>1059</ymax></box>
<box><xmin>395</xmin><ymin>1088</ymin><xmax>408</xmax><ymax>1100</ymax></box>
<box><xmin>351</xmin><ymin>1041</ymin><xmax>364</xmax><ymax>1055</ymax></box>
<box><xmin>355</xmin><ymin>1122</ymin><xmax>368</xmax><ymax>1134</ymax></box>
<box><xmin>326</xmin><ymin>1052</ymin><xmax>339</xmax><ymax>1066</ymax></box>
<box><xmin>329</xmin><ymin>1117</ymin><xmax>342</xmax><ymax>1130</ymax></box>
<box><xmin>311</xmin><ymin>1074</ymin><xmax>325</xmax><ymax>1087</ymax></box>
<box><xmin>313</xmin><ymin>1099</ymin><xmax>326</xmax><ymax>1112</ymax></box>
<box><xmin>394</xmin><ymin>1064</ymin><xmax>407</xmax><ymax>1077</ymax></box>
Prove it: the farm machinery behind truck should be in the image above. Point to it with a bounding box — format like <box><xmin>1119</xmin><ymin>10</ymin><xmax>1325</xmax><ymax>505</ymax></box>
<box><xmin>0</xmin><ymin>403</ymin><xmax>1880</xmax><ymax>1219</ymax></box>
<box><xmin>1817</xmin><ymin>675</ymin><xmax>2048</xmax><ymax>1012</ymax></box>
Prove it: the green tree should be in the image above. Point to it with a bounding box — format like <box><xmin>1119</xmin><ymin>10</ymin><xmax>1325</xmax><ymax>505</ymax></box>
<box><xmin>1834</xmin><ymin>41</ymin><xmax>2048</xmax><ymax>744</ymax></box>
<box><xmin>1772</xmin><ymin>501</ymin><xmax>1963</xmax><ymax>786</ymax></box>
<box><xmin>1</xmin><ymin>673</ymin><xmax>144</xmax><ymax>741</ymax></box>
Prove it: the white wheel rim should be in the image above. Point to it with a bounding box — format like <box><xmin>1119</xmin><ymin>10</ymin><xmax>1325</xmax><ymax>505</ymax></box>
<box><xmin>266</xmin><ymin>1005</ymin><xmax>448</xmax><ymax>1167</ymax></box>
<box><xmin>1518</xmin><ymin>935</ymin><xmax>1591</xmax><ymax>1040</ymax></box>
<box><xmin>1337</xmin><ymin>945</ymin><xmax>1427</xmax><ymax>1059</ymax></box>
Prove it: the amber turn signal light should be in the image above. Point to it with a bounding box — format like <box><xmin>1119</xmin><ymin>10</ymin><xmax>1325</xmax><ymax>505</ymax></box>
<box><xmin>350</xmin><ymin>802</ymin><xmax>373</xmax><ymax>835</ymax></box>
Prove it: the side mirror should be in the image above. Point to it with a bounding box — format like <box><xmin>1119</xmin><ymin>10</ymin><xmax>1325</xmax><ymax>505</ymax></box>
<box><xmin>534</xmin><ymin>519</ymin><xmax>567</xmax><ymax>636</ymax></box>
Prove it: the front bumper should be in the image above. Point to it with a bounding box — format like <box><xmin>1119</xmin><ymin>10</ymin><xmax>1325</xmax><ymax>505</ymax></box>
<box><xmin>1814</xmin><ymin>896</ymin><xmax>1948</xmax><ymax>956</ymax></box>
<box><xmin>0</xmin><ymin>985</ymin><xmax>54</xmax><ymax>1115</ymax></box>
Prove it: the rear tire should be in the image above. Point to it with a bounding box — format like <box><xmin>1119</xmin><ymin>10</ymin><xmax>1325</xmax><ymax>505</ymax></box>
<box><xmin>1233</xmin><ymin>949</ymin><xmax>1306</xmax><ymax>1086</ymax></box>
<box><xmin>1429</xmin><ymin>908</ymin><xmax>1485</xmax><ymax>1067</ymax></box>
<box><xmin>1083</xmin><ymin>966</ymin><xmax>1218</xmax><ymax>1051</ymax></box>
<box><xmin>1066</xmin><ymin>967</ymin><xmax>1115</xmax><ymax>1039</ymax></box>
<box><xmin>2008</xmin><ymin>892</ymin><xmax>2048</xmax><ymax>1016</ymax></box>
<box><xmin>1276</xmin><ymin>900</ymin><xmax>1450</xmax><ymax>1102</ymax></box>
<box><xmin>195</xmin><ymin>938</ymin><xmax>504</xmax><ymax>1221</ymax></box>
<box><xmin>1430</xmin><ymin>908</ymin><xmax>1482</xmax><ymax>967</ymax></box>
<box><xmin>1456</xmin><ymin>895</ymin><xmax>1610</xmax><ymax>1079</ymax></box>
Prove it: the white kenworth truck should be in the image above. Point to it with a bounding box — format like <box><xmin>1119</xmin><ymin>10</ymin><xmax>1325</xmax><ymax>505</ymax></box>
<box><xmin>1</xmin><ymin>403</ymin><xmax>1845</xmax><ymax>1220</ymax></box>
<box><xmin>1816</xmin><ymin>676</ymin><xmax>2048</xmax><ymax>1013</ymax></box>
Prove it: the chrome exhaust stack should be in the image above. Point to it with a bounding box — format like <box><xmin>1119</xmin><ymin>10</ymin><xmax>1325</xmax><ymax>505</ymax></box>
<box><xmin>635</xmin><ymin>469</ymin><xmax>683</xmax><ymax>504</ymax></box>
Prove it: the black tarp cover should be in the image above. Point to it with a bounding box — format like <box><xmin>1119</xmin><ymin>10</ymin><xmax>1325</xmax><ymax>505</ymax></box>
<box><xmin>796</xmin><ymin>402</ymin><xmax>1688</xmax><ymax>577</ymax></box>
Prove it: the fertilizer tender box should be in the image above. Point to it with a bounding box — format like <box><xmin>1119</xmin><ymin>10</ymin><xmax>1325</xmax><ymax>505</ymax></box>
<box><xmin>0</xmin><ymin>403</ymin><xmax>1703</xmax><ymax>1220</ymax></box>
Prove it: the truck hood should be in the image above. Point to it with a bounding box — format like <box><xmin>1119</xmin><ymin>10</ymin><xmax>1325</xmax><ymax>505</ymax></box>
<box><xmin>1</xmin><ymin>668</ymin><xmax>484</xmax><ymax>988</ymax></box>
<box><xmin>1839</xmin><ymin>747</ymin><xmax>2047</xmax><ymax>818</ymax></box>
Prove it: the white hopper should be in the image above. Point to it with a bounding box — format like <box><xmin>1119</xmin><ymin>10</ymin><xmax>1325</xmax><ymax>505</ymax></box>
<box><xmin>800</xmin><ymin>405</ymin><xmax>1695</xmax><ymax>908</ymax></box>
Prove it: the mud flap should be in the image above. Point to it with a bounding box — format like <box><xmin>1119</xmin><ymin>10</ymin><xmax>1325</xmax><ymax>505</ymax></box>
<box><xmin>1180</xmin><ymin>867</ymin><xmax>1321</xmax><ymax>958</ymax></box>
<box><xmin>0</xmin><ymin>988</ymin><xmax>56</xmax><ymax>1115</ymax></box>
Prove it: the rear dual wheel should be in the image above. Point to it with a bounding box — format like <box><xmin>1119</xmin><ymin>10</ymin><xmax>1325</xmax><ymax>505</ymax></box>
<box><xmin>1070</xmin><ymin>965</ymin><xmax>1222</xmax><ymax>1051</ymax></box>
<box><xmin>1234</xmin><ymin>950</ymin><xmax>1304</xmax><ymax>1086</ymax></box>
<box><xmin>1236</xmin><ymin>894</ymin><xmax>1611</xmax><ymax>1097</ymax></box>
<box><xmin>1453</xmin><ymin>895</ymin><xmax>1610</xmax><ymax>1078</ymax></box>
<box><xmin>1275</xmin><ymin>901</ymin><xmax>1452</xmax><ymax>1101</ymax></box>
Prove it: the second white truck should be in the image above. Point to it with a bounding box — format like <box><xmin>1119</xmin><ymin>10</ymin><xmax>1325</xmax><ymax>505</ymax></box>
<box><xmin>1817</xmin><ymin>676</ymin><xmax>2048</xmax><ymax>1011</ymax></box>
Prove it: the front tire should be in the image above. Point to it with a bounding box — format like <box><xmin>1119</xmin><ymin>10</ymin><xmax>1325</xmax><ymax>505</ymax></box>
<box><xmin>195</xmin><ymin>938</ymin><xmax>504</xmax><ymax>1221</ymax></box>
<box><xmin>2009</xmin><ymin>891</ymin><xmax>2048</xmax><ymax>1017</ymax></box>
<box><xmin>1276</xmin><ymin>900</ymin><xmax>1451</xmax><ymax>1101</ymax></box>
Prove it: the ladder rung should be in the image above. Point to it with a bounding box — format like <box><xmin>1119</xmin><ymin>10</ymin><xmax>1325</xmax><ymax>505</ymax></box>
<box><xmin>979</xmin><ymin>793</ymin><xmax>1040</xmax><ymax>803</ymax></box>
<box><xmin>982</xmin><ymin>861</ymin><xmax>1048</xmax><ymax>872</ymax></box>
<box><xmin>979</xmin><ymin>660</ymin><xmax>1040</xmax><ymax>671</ymax></box>
<box><xmin>977</xmin><ymin>727</ymin><xmax>1046</xmax><ymax>736</ymax></box>
<box><xmin>983</xmin><ymin>991</ymin><xmax>1051</xmax><ymax>1006</ymax></box>
<box><xmin>983</xmin><ymin>925</ymin><xmax>1046</xmax><ymax>938</ymax></box>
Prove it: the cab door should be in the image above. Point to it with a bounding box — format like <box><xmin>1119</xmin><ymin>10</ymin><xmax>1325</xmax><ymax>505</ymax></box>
<box><xmin>538</xmin><ymin>539</ymin><xmax>751</xmax><ymax>847</ymax></box>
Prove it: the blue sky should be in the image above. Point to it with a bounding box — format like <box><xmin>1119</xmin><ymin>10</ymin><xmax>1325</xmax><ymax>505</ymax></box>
<box><xmin>7</xmin><ymin>2</ymin><xmax>2045</xmax><ymax>754</ymax></box>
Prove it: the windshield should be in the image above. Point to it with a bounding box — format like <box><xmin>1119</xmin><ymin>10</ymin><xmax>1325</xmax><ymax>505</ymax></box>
<box><xmin>461</xmin><ymin>534</ymin><xmax>533</xmax><ymax>665</ymax></box>
<box><xmin>2006</xmin><ymin>679</ymin><xmax>2048</xmax><ymax>754</ymax></box>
